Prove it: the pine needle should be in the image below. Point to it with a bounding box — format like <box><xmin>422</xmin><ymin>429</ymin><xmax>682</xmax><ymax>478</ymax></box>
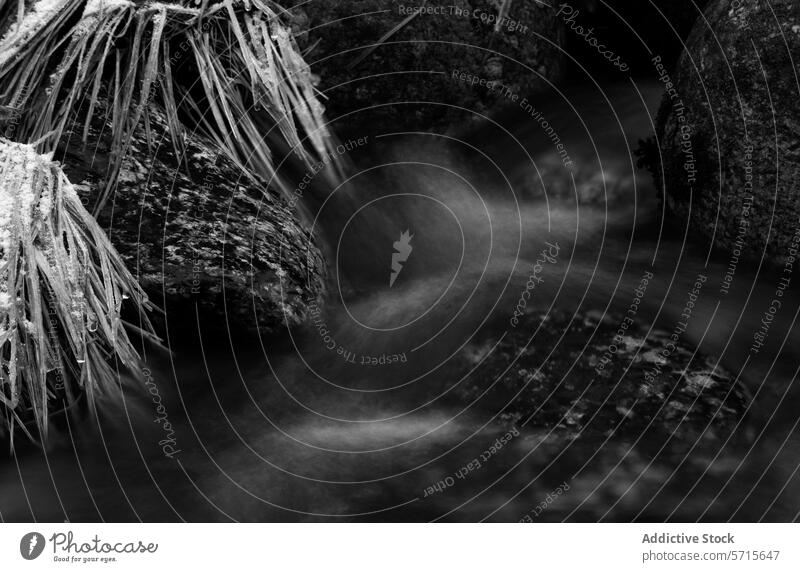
<box><xmin>0</xmin><ymin>0</ymin><xmax>337</xmax><ymax>214</ymax></box>
<box><xmin>0</xmin><ymin>139</ymin><xmax>155</xmax><ymax>448</ymax></box>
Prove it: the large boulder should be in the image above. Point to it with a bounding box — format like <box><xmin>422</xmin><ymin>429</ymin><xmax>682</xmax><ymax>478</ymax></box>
<box><xmin>278</xmin><ymin>0</ymin><xmax>565</xmax><ymax>133</ymax></box>
<box><xmin>443</xmin><ymin>308</ymin><xmax>752</xmax><ymax>521</ymax></box>
<box><xmin>58</xmin><ymin>105</ymin><xmax>327</xmax><ymax>336</ymax></box>
<box><xmin>654</xmin><ymin>0</ymin><xmax>800</xmax><ymax>264</ymax></box>
<box><xmin>453</xmin><ymin>309</ymin><xmax>748</xmax><ymax>448</ymax></box>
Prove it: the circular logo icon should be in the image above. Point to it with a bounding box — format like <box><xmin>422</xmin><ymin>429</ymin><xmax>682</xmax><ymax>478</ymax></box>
<box><xmin>20</xmin><ymin>532</ymin><xmax>46</xmax><ymax>560</ymax></box>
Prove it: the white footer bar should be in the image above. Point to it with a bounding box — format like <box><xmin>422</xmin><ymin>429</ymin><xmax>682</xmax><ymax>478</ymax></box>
<box><xmin>2</xmin><ymin>523</ymin><xmax>797</xmax><ymax>571</ymax></box>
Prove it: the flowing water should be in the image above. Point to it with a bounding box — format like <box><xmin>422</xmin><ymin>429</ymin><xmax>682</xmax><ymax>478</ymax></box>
<box><xmin>2</xmin><ymin>81</ymin><xmax>799</xmax><ymax>522</ymax></box>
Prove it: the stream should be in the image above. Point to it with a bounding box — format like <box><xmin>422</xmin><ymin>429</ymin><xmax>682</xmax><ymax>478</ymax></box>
<box><xmin>2</xmin><ymin>80</ymin><xmax>799</xmax><ymax>522</ymax></box>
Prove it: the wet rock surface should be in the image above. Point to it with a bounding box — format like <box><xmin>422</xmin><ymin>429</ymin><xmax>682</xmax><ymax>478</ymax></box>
<box><xmin>58</xmin><ymin>105</ymin><xmax>327</xmax><ymax>336</ymax></box>
<box><xmin>654</xmin><ymin>0</ymin><xmax>800</xmax><ymax>264</ymax></box>
<box><xmin>453</xmin><ymin>309</ymin><xmax>748</xmax><ymax>446</ymax></box>
<box><xmin>278</xmin><ymin>0</ymin><xmax>565</xmax><ymax>134</ymax></box>
<box><xmin>416</xmin><ymin>308</ymin><xmax>756</xmax><ymax>521</ymax></box>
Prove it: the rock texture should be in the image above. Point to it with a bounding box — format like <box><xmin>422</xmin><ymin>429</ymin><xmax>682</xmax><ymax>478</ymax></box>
<box><xmin>654</xmin><ymin>0</ymin><xmax>800</xmax><ymax>264</ymax></box>
<box><xmin>453</xmin><ymin>309</ymin><xmax>748</xmax><ymax>448</ymax></box>
<box><xmin>442</xmin><ymin>308</ymin><xmax>752</xmax><ymax>521</ymax></box>
<box><xmin>278</xmin><ymin>0</ymin><xmax>565</xmax><ymax>133</ymax></box>
<box><xmin>58</xmin><ymin>104</ymin><xmax>327</xmax><ymax>335</ymax></box>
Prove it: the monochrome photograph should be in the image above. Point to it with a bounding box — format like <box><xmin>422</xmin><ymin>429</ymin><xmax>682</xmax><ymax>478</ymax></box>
<box><xmin>0</xmin><ymin>0</ymin><xmax>799</xmax><ymax>562</ymax></box>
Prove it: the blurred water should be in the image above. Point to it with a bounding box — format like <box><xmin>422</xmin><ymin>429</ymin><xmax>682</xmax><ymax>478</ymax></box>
<box><xmin>2</xmin><ymin>81</ymin><xmax>799</xmax><ymax>522</ymax></box>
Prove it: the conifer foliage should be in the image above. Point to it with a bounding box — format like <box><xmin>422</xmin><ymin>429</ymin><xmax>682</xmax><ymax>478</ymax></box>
<box><xmin>0</xmin><ymin>140</ymin><xmax>154</xmax><ymax>446</ymax></box>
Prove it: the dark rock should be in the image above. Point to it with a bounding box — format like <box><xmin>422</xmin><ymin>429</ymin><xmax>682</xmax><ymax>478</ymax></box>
<box><xmin>438</xmin><ymin>308</ymin><xmax>751</xmax><ymax>520</ymax></box>
<box><xmin>654</xmin><ymin>0</ymin><xmax>800</xmax><ymax>264</ymax></box>
<box><xmin>58</xmin><ymin>105</ymin><xmax>327</xmax><ymax>335</ymax></box>
<box><xmin>278</xmin><ymin>0</ymin><xmax>565</xmax><ymax>134</ymax></box>
<box><xmin>432</xmin><ymin>308</ymin><xmax>754</xmax><ymax>520</ymax></box>
<box><xmin>453</xmin><ymin>309</ymin><xmax>748</xmax><ymax>450</ymax></box>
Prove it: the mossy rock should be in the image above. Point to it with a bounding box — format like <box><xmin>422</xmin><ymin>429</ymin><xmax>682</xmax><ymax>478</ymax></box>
<box><xmin>654</xmin><ymin>0</ymin><xmax>800</xmax><ymax>264</ymax></box>
<box><xmin>452</xmin><ymin>308</ymin><xmax>749</xmax><ymax>457</ymax></box>
<box><xmin>278</xmin><ymin>0</ymin><xmax>565</xmax><ymax>133</ymax></box>
<box><xmin>58</xmin><ymin>104</ymin><xmax>327</xmax><ymax>336</ymax></box>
